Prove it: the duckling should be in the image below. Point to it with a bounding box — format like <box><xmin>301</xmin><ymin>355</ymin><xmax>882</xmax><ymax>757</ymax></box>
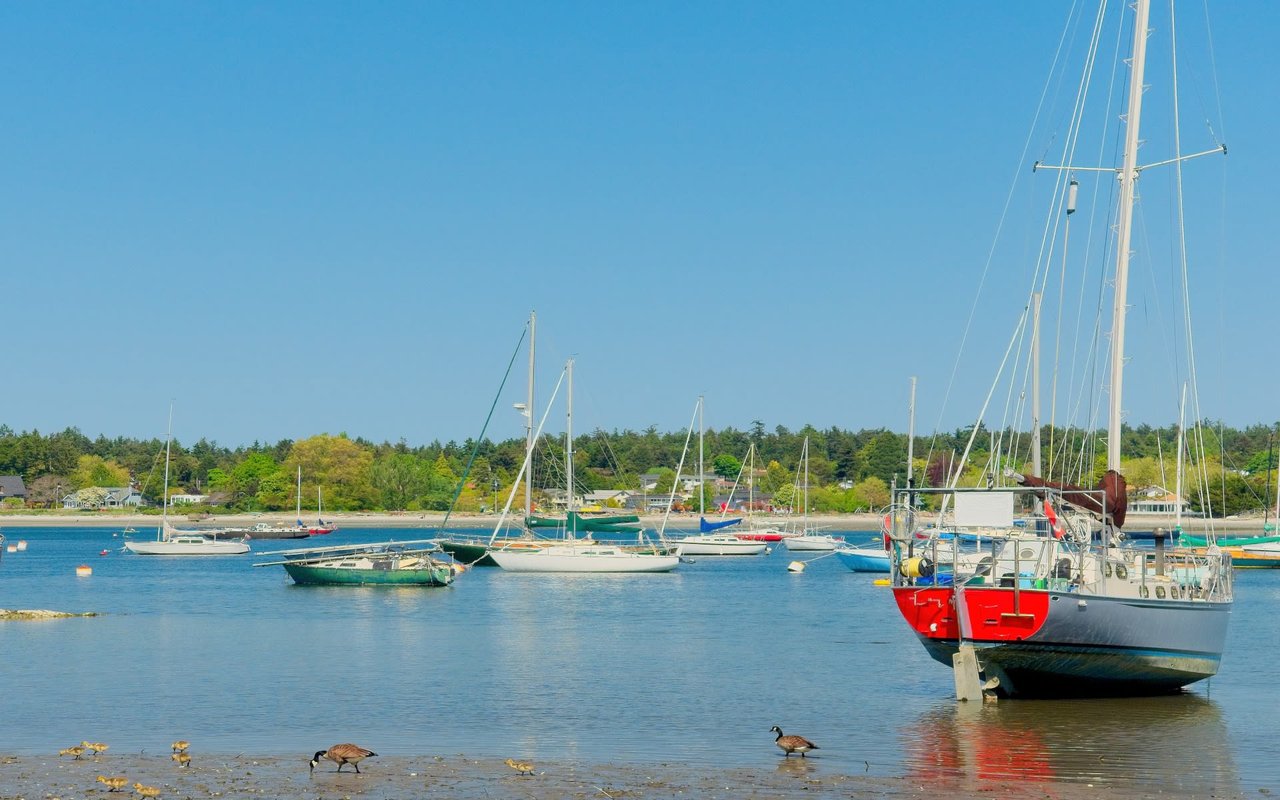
<box><xmin>96</xmin><ymin>775</ymin><xmax>129</xmax><ymax>792</ymax></box>
<box><xmin>769</xmin><ymin>726</ymin><xmax>819</xmax><ymax>758</ymax></box>
<box><xmin>171</xmin><ymin>752</ymin><xmax>192</xmax><ymax>768</ymax></box>
<box><xmin>310</xmin><ymin>743</ymin><xmax>377</xmax><ymax>774</ymax></box>
<box><xmin>170</xmin><ymin>740</ymin><xmax>190</xmax><ymax>754</ymax></box>
<box><xmin>60</xmin><ymin>745</ymin><xmax>86</xmax><ymax>759</ymax></box>
<box><xmin>133</xmin><ymin>783</ymin><xmax>162</xmax><ymax>799</ymax></box>
<box><xmin>504</xmin><ymin>758</ymin><xmax>535</xmax><ymax>775</ymax></box>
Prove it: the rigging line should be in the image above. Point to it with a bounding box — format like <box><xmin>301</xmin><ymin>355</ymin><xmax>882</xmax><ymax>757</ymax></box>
<box><xmin>925</xmin><ymin>1</ymin><xmax>1081</xmax><ymax>467</ymax></box>
<box><xmin>490</xmin><ymin>369</ymin><xmax>567</xmax><ymax>545</ymax></box>
<box><xmin>436</xmin><ymin>324</ymin><xmax>528</xmax><ymax>538</ymax></box>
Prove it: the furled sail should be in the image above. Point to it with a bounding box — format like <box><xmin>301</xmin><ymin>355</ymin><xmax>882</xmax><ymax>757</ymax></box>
<box><xmin>1009</xmin><ymin>469</ymin><xmax>1128</xmax><ymax>529</ymax></box>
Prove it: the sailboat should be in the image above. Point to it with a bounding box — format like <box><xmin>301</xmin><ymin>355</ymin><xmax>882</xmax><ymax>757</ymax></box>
<box><xmin>254</xmin><ymin>538</ymin><xmax>456</xmax><ymax>586</ymax></box>
<box><xmin>488</xmin><ymin>359</ymin><xmax>679</xmax><ymax>573</ymax></box>
<box><xmin>672</xmin><ymin>397</ymin><xmax>768</xmax><ymax>556</ymax></box>
<box><xmin>437</xmin><ymin>313</ymin><xmax>606</xmax><ymax>566</ymax></box>
<box><xmin>309</xmin><ymin>485</ymin><xmax>336</xmax><ymax>535</ymax></box>
<box><xmin>888</xmin><ymin>0</ymin><xmax>1232</xmax><ymax>698</ymax></box>
<box><xmin>125</xmin><ymin>409</ymin><xmax>249</xmax><ymax>556</ymax></box>
<box><xmin>781</xmin><ymin>438</ymin><xmax>843</xmax><ymax>551</ymax></box>
<box><xmin>732</xmin><ymin>442</ymin><xmax>788</xmax><ymax>542</ymax></box>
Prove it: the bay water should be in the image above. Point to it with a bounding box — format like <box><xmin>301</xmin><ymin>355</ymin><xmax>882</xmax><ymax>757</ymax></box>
<box><xmin>1</xmin><ymin>525</ymin><xmax>1277</xmax><ymax>793</ymax></box>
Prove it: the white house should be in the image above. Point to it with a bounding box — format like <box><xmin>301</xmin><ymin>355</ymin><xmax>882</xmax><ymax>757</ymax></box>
<box><xmin>1128</xmin><ymin>486</ymin><xmax>1195</xmax><ymax>516</ymax></box>
<box><xmin>169</xmin><ymin>494</ymin><xmax>209</xmax><ymax>505</ymax></box>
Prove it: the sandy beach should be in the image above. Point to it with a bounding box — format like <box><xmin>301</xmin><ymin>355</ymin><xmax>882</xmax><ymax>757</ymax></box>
<box><xmin>0</xmin><ymin>751</ymin><xmax>1241</xmax><ymax>800</ymax></box>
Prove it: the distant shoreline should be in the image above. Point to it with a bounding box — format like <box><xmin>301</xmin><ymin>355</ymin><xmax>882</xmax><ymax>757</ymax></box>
<box><xmin>0</xmin><ymin>509</ymin><xmax>1262</xmax><ymax>532</ymax></box>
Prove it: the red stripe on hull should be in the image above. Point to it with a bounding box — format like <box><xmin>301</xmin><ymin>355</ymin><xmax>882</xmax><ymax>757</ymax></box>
<box><xmin>892</xmin><ymin>586</ymin><xmax>1050</xmax><ymax>643</ymax></box>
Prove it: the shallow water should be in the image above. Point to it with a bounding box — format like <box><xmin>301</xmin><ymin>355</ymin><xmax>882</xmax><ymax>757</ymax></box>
<box><xmin>1</xmin><ymin>526</ymin><xmax>1277</xmax><ymax>793</ymax></box>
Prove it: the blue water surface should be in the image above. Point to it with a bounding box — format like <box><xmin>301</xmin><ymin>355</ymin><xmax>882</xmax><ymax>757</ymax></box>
<box><xmin>0</xmin><ymin>525</ymin><xmax>1276</xmax><ymax>794</ymax></box>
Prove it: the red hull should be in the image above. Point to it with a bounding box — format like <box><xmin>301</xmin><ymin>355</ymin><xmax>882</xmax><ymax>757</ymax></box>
<box><xmin>735</xmin><ymin>532</ymin><xmax>784</xmax><ymax>542</ymax></box>
<box><xmin>308</xmin><ymin>527</ymin><xmax>335</xmax><ymax>535</ymax></box>
<box><xmin>892</xmin><ymin>585</ymin><xmax>1050</xmax><ymax>643</ymax></box>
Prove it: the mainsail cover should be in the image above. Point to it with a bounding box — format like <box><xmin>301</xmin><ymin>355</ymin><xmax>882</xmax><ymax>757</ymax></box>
<box><xmin>1013</xmin><ymin>469</ymin><xmax>1128</xmax><ymax>529</ymax></box>
<box><xmin>699</xmin><ymin>516</ymin><xmax>743</xmax><ymax>533</ymax></box>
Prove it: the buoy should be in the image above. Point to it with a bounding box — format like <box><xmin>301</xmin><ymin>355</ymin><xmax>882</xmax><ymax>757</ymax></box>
<box><xmin>16</xmin><ymin>540</ymin><xmax>28</xmax><ymax>551</ymax></box>
<box><xmin>99</xmin><ymin>549</ymin><xmax>109</xmax><ymax>556</ymax></box>
<box><xmin>75</xmin><ymin>565</ymin><xmax>93</xmax><ymax>577</ymax></box>
<box><xmin>873</xmin><ymin>578</ymin><xmax>891</xmax><ymax>586</ymax></box>
<box><xmin>787</xmin><ymin>560</ymin><xmax>805</xmax><ymax>573</ymax></box>
<box><xmin>5</xmin><ymin>545</ymin><xmax>15</xmax><ymax>553</ymax></box>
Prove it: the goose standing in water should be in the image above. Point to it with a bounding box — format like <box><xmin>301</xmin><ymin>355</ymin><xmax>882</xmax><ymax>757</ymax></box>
<box><xmin>769</xmin><ymin>726</ymin><xmax>819</xmax><ymax>757</ymax></box>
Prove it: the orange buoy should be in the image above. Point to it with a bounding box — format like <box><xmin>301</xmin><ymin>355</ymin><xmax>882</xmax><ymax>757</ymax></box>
<box><xmin>75</xmin><ymin>565</ymin><xmax>93</xmax><ymax>577</ymax></box>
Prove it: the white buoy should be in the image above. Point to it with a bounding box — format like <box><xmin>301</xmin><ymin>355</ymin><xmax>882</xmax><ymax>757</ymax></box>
<box><xmin>16</xmin><ymin>540</ymin><xmax>28</xmax><ymax>551</ymax></box>
<box><xmin>4</xmin><ymin>545</ymin><xmax>15</xmax><ymax>553</ymax></box>
<box><xmin>787</xmin><ymin>560</ymin><xmax>805</xmax><ymax>573</ymax></box>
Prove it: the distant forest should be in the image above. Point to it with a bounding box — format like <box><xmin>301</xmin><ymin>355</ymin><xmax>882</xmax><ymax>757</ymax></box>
<box><xmin>1</xmin><ymin>419</ymin><xmax>1278</xmax><ymax>517</ymax></box>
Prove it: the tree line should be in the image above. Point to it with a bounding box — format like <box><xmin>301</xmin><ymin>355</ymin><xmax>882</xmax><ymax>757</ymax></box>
<box><xmin>0</xmin><ymin>419</ymin><xmax>1277</xmax><ymax>516</ymax></box>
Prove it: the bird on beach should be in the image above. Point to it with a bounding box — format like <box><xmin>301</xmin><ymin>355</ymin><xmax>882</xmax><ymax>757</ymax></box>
<box><xmin>60</xmin><ymin>745</ymin><xmax>86</xmax><ymax>759</ymax></box>
<box><xmin>310</xmin><ymin>743</ymin><xmax>377</xmax><ymax>774</ymax></box>
<box><xmin>96</xmin><ymin>775</ymin><xmax>129</xmax><ymax>792</ymax></box>
<box><xmin>505</xmin><ymin>758</ymin><xmax>535</xmax><ymax>775</ymax></box>
<box><xmin>133</xmin><ymin>783</ymin><xmax>162</xmax><ymax>798</ymax></box>
<box><xmin>171</xmin><ymin>740</ymin><xmax>190</xmax><ymax>754</ymax></box>
<box><xmin>769</xmin><ymin>726</ymin><xmax>819</xmax><ymax>758</ymax></box>
<box><xmin>83</xmin><ymin>741</ymin><xmax>109</xmax><ymax>757</ymax></box>
<box><xmin>171</xmin><ymin>752</ymin><xmax>192</xmax><ymax>768</ymax></box>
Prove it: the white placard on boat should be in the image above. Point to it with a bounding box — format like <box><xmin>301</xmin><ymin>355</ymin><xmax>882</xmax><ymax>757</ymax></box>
<box><xmin>953</xmin><ymin>492</ymin><xmax>1014</xmax><ymax>528</ymax></box>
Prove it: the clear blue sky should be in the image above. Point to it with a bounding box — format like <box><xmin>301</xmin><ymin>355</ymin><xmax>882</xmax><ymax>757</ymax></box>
<box><xmin>2</xmin><ymin>2</ymin><xmax>1275</xmax><ymax>447</ymax></box>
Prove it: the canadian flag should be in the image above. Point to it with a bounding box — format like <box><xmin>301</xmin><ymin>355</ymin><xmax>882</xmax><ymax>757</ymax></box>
<box><xmin>1044</xmin><ymin>499</ymin><xmax>1064</xmax><ymax>539</ymax></box>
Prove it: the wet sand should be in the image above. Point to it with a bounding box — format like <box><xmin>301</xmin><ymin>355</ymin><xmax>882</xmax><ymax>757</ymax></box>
<box><xmin>0</xmin><ymin>752</ymin><xmax>1244</xmax><ymax>800</ymax></box>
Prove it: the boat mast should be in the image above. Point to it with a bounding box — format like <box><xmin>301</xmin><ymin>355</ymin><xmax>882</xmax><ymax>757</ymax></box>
<box><xmin>296</xmin><ymin>466</ymin><xmax>302</xmax><ymax>524</ymax></box>
<box><xmin>1174</xmin><ymin>383</ymin><xmax>1187</xmax><ymax>532</ymax></box>
<box><xmin>698</xmin><ymin>395</ymin><xmax>705</xmax><ymax>518</ymax></box>
<box><xmin>525</xmin><ymin>311</ymin><xmax>536</xmax><ymax>521</ymax></box>
<box><xmin>1107</xmin><ymin>0</ymin><xmax>1151</xmax><ymax>472</ymax></box>
<box><xmin>565</xmin><ymin>358</ymin><xmax>574</xmax><ymax>536</ymax></box>
<box><xmin>160</xmin><ymin>405</ymin><xmax>173</xmax><ymax>541</ymax></box>
<box><xmin>1031</xmin><ymin>293</ymin><xmax>1042</xmax><ymax>478</ymax></box>
<box><xmin>906</xmin><ymin>377</ymin><xmax>917</xmax><ymax>485</ymax></box>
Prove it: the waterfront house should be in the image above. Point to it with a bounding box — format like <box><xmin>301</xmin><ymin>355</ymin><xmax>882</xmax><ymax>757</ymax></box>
<box><xmin>0</xmin><ymin>475</ymin><xmax>28</xmax><ymax>502</ymax></box>
<box><xmin>1128</xmin><ymin>486</ymin><xmax>1197</xmax><ymax>517</ymax></box>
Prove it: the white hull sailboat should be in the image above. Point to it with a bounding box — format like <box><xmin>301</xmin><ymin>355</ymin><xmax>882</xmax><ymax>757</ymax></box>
<box><xmin>780</xmin><ymin>437</ymin><xmax>841</xmax><ymax>551</ymax></box>
<box><xmin>672</xmin><ymin>398</ymin><xmax>768</xmax><ymax>557</ymax></box>
<box><xmin>125</xmin><ymin>408</ymin><xmax>249</xmax><ymax>556</ymax></box>
<box><xmin>489</xmin><ymin>543</ymin><xmax>678</xmax><ymax>573</ymax></box>
<box><xmin>489</xmin><ymin>356</ymin><xmax>678</xmax><ymax>574</ymax></box>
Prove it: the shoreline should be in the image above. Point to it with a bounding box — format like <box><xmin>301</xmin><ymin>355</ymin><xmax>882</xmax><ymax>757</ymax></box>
<box><xmin>0</xmin><ymin>752</ymin><xmax>1236</xmax><ymax>800</ymax></box>
<box><xmin>0</xmin><ymin>509</ymin><xmax>1260</xmax><ymax>532</ymax></box>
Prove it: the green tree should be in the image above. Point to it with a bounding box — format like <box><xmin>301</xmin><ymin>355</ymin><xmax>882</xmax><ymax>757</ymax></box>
<box><xmin>70</xmin><ymin>455</ymin><xmax>131</xmax><ymax>490</ymax></box>
<box><xmin>285</xmin><ymin>434</ymin><xmax>377</xmax><ymax>511</ymax></box>
<box><xmin>853</xmin><ymin>476</ymin><xmax>890</xmax><ymax>510</ymax></box>
<box><xmin>711</xmin><ymin>454</ymin><xmax>742</xmax><ymax>481</ymax></box>
<box><xmin>650</xmin><ymin>467</ymin><xmax>677</xmax><ymax>495</ymax></box>
<box><xmin>371</xmin><ymin>453</ymin><xmax>431</xmax><ymax>511</ymax></box>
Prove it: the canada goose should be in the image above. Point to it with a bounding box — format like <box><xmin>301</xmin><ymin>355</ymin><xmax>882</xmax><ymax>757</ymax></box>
<box><xmin>504</xmin><ymin>758</ymin><xmax>535</xmax><ymax>775</ymax></box>
<box><xmin>769</xmin><ymin>726</ymin><xmax>819</xmax><ymax>757</ymax></box>
<box><xmin>171</xmin><ymin>740</ymin><xmax>190</xmax><ymax>753</ymax></box>
<box><xmin>310</xmin><ymin>743</ymin><xmax>377</xmax><ymax>773</ymax></box>
<box><xmin>171</xmin><ymin>752</ymin><xmax>192</xmax><ymax>768</ymax></box>
<box><xmin>86</xmin><ymin>742</ymin><xmax>109</xmax><ymax>756</ymax></box>
<box><xmin>133</xmin><ymin>783</ymin><xmax>162</xmax><ymax>799</ymax></box>
<box><xmin>60</xmin><ymin>746</ymin><xmax>85</xmax><ymax>759</ymax></box>
<box><xmin>96</xmin><ymin>775</ymin><xmax>129</xmax><ymax>792</ymax></box>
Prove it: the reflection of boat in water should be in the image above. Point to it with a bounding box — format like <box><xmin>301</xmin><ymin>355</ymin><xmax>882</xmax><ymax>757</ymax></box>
<box><xmin>901</xmin><ymin>694</ymin><xmax>1238</xmax><ymax>796</ymax></box>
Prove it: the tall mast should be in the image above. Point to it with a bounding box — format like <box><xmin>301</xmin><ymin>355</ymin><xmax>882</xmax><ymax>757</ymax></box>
<box><xmin>1031</xmin><ymin>292</ymin><xmax>1043</xmax><ymax>478</ymax></box>
<box><xmin>565</xmin><ymin>358</ymin><xmax>574</xmax><ymax>525</ymax></box>
<box><xmin>161</xmin><ymin>405</ymin><xmax>173</xmax><ymax>538</ymax></box>
<box><xmin>1175</xmin><ymin>383</ymin><xmax>1186</xmax><ymax>531</ymax></box>
<box><xmin>906</xmin><ymin>377</ymin><xmax>917</xmax><ymax>485</ymax></box>
<box><xmin>524</xmin><ymin>311</ymin><xmax>536</xmax><ymax>520</ymax></box>
<box><xmin>698</xmin><ymin>395</ymin><xmax>705</xmax><ymax>517</ymax></box>
<box><xmin>1107</xmin><ymin>0</ymin><xmax>1151</xmax><ymax>472</ymax></box>
<box><xmin>296</xmin><ymin>465</ymin><xmax>302</xmax><ymax>523</ymax></box>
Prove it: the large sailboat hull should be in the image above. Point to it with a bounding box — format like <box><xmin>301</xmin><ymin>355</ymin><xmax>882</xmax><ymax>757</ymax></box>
<box><xmin>125</xmin><ymin>538</ymin><xmax>249</xmax><ymax>555</ymax></box>
<box><xmin>892</xmin><ymin>585</ymin><xmax>1230</xmax><ymax>696</ymax></box>
<box><xmin>674</xmin><ymin>535</ymin><xmax>768</xmax><ymax>556</ymax></box>
<box><xmin>489</xmin><ymin>545</ymin><xmax>678</xmax><ymax>573</ymax></box>
<box><xmin>835</xmin><ymin>547</ymin><xmax>890</xmax><ymax>572</ymax></box>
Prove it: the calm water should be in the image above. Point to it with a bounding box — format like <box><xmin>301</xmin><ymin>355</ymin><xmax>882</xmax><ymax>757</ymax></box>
<box><xmin>1</xmin><ymin>525</ymin><xmax>1278</xmax><ymax>793</ymax></box>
